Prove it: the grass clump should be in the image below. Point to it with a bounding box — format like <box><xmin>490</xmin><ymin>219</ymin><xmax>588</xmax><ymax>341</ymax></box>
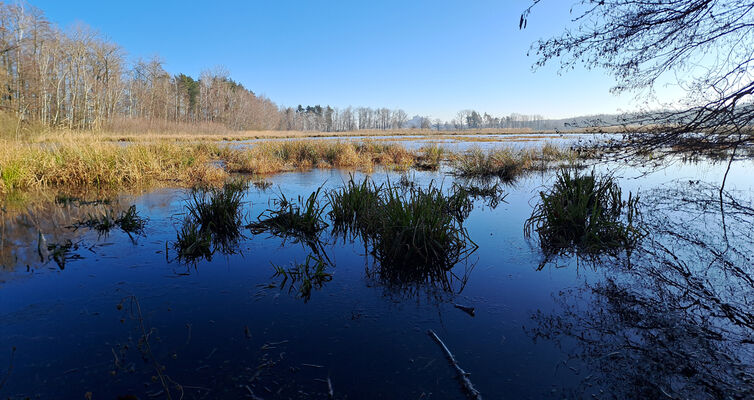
<box><xmin>373</xmin><ymin>182</ymin><xmax>474</xmax><ymax>274</ymax></box>
<box><xmin>272</xmin><ymin>254</ymin><xmax>332</xmax><ymax>302</ymax></box>
<box><xmin>328</xmin><ymin>176</ymin><xmax>476</xmax><ymax>285</ymax></box>
<box><xmin>248</xmin><ymin>186</ymin><xmax>328</xmax><ymax>240</ymax></box>
<box><xmin>524</xmin><ymin>169</ymin><xmax>644</xmax><ymax>267</ymax></box>
<box><xmin>453</xmin><ymin>145</ymin><xmax>574</xmax><ymax>182</ymax></box>
<box><xmin>328</xmin><ymin>175</ymin><xmax>382</xmax><ymax>237</ymax></box>
<box><xmin>175</xmin><ymin>220</ymin><xmax>213</xmax><ymax>262</ymax></box>
<box><xmin>454</xmin><ymin>148</ymin><xmax>528</xmax><ymax>181</ymax></box>
<box><xmin>416</xmin><ymin>143</ymin><xmax>446</xmax><ymax>170</ymax></box>
<box><xmin>175</xmin><ymin>180</ymin><xmax>247</xmax><ymax>261</ymax></box>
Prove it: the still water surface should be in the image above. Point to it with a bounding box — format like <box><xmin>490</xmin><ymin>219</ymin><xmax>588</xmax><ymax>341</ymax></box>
<box><xmin>0</xmin><ymin>151</ymin><xmax>752</xmax><ymax>399</ymax></box>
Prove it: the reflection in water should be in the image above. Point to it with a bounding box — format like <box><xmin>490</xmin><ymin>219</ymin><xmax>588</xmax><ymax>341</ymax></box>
<box><xmin>0</xmin><ymin>193</ymin><xmax>136</xmax><ymax>270</ymax></box>
<box><xmin>529</xmin><ymin>181</ymin><xmax>754</xmax><ymax>399</ymax></box>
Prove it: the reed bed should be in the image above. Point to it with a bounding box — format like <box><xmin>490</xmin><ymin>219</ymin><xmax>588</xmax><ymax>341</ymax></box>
<box><xmin>222</xmin><ymin>140</ymin><xmax>417</xmax><ymax>174</ymax></box>
<box><xmin>0</xmin><ymin>140</ymin><xmax>228</xmax><ymax>195</ymax></box>
<box><xmin>453</xmin><ymin>144</ymin><xmax>575</xmax><ymax>181</ymax></box>
<box><xmin>1</xmin><ymin>138</ymin><xmax>582</xmax><ymax>199</ymax></box>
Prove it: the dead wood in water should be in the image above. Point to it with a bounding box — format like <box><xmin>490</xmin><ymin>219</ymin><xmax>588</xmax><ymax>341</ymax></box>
<box><xmin>453</xmin><ymin>304</ymin><xmax>476</xmax><ymax>317</ymax></box>
<box><xmin>427</xmin><ymin>329</ymin><xmax>482</xmax><ymax>400</ymax></box>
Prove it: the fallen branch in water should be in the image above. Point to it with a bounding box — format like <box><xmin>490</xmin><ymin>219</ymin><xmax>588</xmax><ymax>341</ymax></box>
<box><xmin>427</xmin><ymin>329</ymin><xmax>482</xmax><ymax>400</ymax></box>
<box><xmin>453</xmin><ymin>304</ymin><xmax>476</xmax><ymax>317</ymax></box>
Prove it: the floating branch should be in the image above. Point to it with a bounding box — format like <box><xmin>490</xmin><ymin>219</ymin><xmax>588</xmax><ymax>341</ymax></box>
<box><xmin>427</xmin><ymin>329</ymin><xmax>482</xmax><ymax>400</ymax></box>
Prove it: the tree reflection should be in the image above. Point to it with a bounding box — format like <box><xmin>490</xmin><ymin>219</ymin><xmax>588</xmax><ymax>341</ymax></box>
<box><xmin>529</xmin><ymin>180</ymin><xmax>754</xmax><ymax>399</ymax></box>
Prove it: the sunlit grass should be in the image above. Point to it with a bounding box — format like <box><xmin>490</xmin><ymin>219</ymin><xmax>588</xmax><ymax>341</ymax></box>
<box><xmin>524</xmin><ymin>168</ymin><xmax>644</xmax><ymax>267</ymax></box>
<box><xmin>175</xmin><ymin>180</ymin><xmax>247</xmax><ymax>261</ymax></box>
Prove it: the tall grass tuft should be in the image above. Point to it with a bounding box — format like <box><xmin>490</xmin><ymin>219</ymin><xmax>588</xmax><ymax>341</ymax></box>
<box><xmin>524</xmin><ymin>168</ymin><xmax>644</xmax><ymax>267</ymax></box>
<box><xmin>175</xmin><ymin>180</ymin><xmax>247</xmax><ymax>261</ymax></box>
<box><xmin>328</xmin><ymin>176</ymin><xmax>476</xmax><ymax>285</ymax></box>
<box><xmin>327</xmin><ymin>175</ymin><xmax>382</xmax><ymax>237</ymax></box>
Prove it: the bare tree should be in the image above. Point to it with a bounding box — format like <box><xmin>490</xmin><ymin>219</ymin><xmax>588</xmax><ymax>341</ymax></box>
<box><xmin>522</xmin><ymin>0</ymin><xmax>754</xmax><ymax>173</ymax></box>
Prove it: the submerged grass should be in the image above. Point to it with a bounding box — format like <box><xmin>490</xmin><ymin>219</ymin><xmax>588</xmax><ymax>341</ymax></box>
<box><xmin>73</xmin><ymin>205</ymin><xmax>147</xmax><ymax>238</ymax></box>
<box><xmin>272</xmin><ymin>254</ymin><xmax>332</xmax><ymax>302</ymax></box>
<box><xmin>248</xmin><ymin>186</ymin><xmax>328</xmax><ymax>240</ymax></box>
<box><xmin>524</xmin><ymin>168</ymin><xmax>644</xmax><ymax>267</ymax></box>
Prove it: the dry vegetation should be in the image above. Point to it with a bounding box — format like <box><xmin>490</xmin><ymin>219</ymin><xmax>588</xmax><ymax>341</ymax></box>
<box><xmin>0</xmin><ymin>132</ymin><xmax>584</xmax><ymax>199</ymax></box>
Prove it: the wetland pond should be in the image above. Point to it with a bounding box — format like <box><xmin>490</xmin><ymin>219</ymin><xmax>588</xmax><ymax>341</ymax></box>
<box><xmin>1</xmin><ymin>142</ymin><xmax>753</xmax><ymax>399</ymax></box>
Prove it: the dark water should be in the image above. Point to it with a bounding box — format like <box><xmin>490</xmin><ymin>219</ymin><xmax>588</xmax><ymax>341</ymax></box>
<box><xmin>1</xmin><ymin>156</ymin><xmax>752</xmax><ymax>399</ymax></box>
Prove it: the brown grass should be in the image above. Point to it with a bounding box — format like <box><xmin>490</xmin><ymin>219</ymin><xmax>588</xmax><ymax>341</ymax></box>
<box><xmin>0</xmin><ymin>134</ymin><xmax>583</xmax><ymax>199</ymax></box>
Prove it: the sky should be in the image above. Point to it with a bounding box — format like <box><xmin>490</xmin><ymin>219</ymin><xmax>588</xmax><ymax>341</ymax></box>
<box><xmin>32</xmin><ymin>0</ymin><xmax>652</xmax><ymax>120</ymax></box>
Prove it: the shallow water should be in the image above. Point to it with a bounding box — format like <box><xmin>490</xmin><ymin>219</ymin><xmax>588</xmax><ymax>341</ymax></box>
<box><xmin>225</xmin><ymin>132</ymin><xmax>613</xmax><ymax>152</ymax></box>
<box><xmin>1</xmin><ymin>150</ymin><xmax>752</xmax><ymax>399</ymax></box>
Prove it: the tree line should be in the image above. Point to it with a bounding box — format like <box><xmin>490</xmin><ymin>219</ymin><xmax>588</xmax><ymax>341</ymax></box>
<box><xmin>0</xmin><ymin>1</ymin><xmax>561</xmax><ymax>134</ymax></box>
<box><xmin>0</xmin><ymin>2</ymin><xmax>285</xmax><ymax>131</ymax></box>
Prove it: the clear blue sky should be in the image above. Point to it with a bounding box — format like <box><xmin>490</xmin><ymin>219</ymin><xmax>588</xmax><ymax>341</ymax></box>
<box><xmin>32</xmin><ymin>0</ymin><xmax>644</xmax><ymax>120</ymax></box>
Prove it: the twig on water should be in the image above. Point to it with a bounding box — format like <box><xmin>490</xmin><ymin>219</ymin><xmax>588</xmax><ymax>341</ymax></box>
<box><xmin>427</xmin><ymin>329</ymin><xmax>482</xmax><ymax>400</ymax></box>
<box><xmin>453</xmin><ymin>304</ymin><xmax>476</xmax><ymax>317</ymax></box>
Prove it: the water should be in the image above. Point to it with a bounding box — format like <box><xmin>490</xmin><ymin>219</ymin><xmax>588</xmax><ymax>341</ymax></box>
<box><xmin>0</xmin><ymin>148</ymin><xmax>752</xmax><ymax>399</ymax></box>
<box><xmin>225</xmin><ymin>132</ymin><xmax>614</xmax><ymax>152</ymax></box>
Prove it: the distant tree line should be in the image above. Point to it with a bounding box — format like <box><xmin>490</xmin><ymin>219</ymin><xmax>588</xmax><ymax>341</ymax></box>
<box><xmin>0</xmin><ymin>2</ymin><xmax>570</xmax><ymax>134</ymax></box>
<box><xmin>279</xmin><ymin>106</ymin><xmax>409</xmax><ymax>132</ymax></box>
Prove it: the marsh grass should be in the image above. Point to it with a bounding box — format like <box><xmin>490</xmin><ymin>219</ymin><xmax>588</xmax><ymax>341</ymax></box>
<box><xmin>248</xmin><ymin>186</ymin><xmax>328</xmax><ymax>241</ymax></box>
<box><xmin>327</xmin><ymin>175</ymin><xmax>382</xmax><ymax>238</ymax></box>
<box><xmin>1</xmin><ymin>137</ymin><xmax>583</xmax><ymax>199</ymax></box>
<box><xmin>0</xmin><ymin>141</ymin><xmax>228</xmax><ymax>195</ymax></box>
<box><xmin>272</xmin><ymin>254</ymin><xmax>332</xmax><ymax>302</ymax></box>
<box><xmin>223</xmin><ymin>140</ymin><xmax>418</xmax><ymax>174</ymax></box>
<box><xmin>328</xmin><ymin>176</ymin><xmax>476</xmax><ymax>285</ymax></box>
<box><xmin>416</xmin><ymin>143</ymin><xmax>447</xmax><ymax>170</ymax></box>
<box><xmin>73</xmin><ymin>205</ymin><xmax>147</xmax><ymax>238</ymax></box>
<box><xmin>524</xmin><ymin>169</ymin><xmax>644</xmax><ymax>268</ymax></box>
<box><xmin>47</xmin><ymin>239</ymin><xmax>79</xmax><ymax>270</ymax></box>
<box><xmin>175</xmin><ymin>180</ymin><xmax>247</xmax><ymax>261</ymax></box>
<box><xmin>453</xmin><ymin>145</ymin><xmax>574</xmax><ymax>182</ymax></box>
